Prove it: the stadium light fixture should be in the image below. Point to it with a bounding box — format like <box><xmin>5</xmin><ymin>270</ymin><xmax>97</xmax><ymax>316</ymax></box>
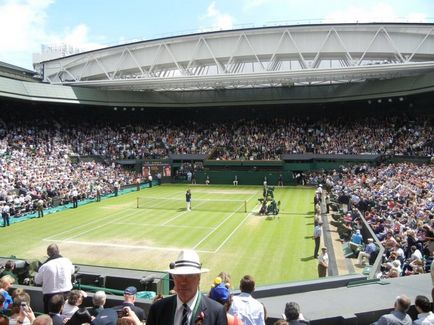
<box><xmin>377</xmin><ymin>99</ymin><xmax>382</xmax><ymax>103</ymax></box>
<box><xmin>388</xmin><ymin>98</ymin><xmax>392</xmax><ymax>103</ymax></box>
<box><xmin>367</xmin><ymin>100</ymin><xmax>371</xmax><ymax>104</ymax></box>
<box><xmin>113</xmin><ymin>107</ymin><xmax>117</xmax><ymax>111</ymax></box>
<box><xmin>399</xmin><ymin>97</ymin><xmax>404</xmax><ymax>102</ymax></box>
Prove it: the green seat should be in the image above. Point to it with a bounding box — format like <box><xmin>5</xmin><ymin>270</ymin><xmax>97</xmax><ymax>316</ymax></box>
<box><xmin>342</xmin><ymin>242</ymin><xmax>355</xmax><ymax>258</ymax></box>
<box><xmin>362</xmin><ymin>265</ymin><xmax>372</xmax><ymax>275</ymax></box>
<box><xmin>137</xmin><ymin>291</ymin><xmax>156</xmax><ymax>300</ymax></box>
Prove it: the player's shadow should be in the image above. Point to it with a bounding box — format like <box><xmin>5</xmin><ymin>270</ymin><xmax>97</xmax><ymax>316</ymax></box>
<box><xmin>300</xmin><ymin>256</ymin><xmax>316</xmax><ymax>261</ymax></box>
<box><xmin>306</xmin><ymin>222</ymin><xmax>314</xmax><ymax>226</ymax></box>
<box><xmin>177</xmin><ymin>208</ymin><xmax>185</xmax><ymax>212</ymax></box>
<box><xmin>304</xmin><ymin>235</ymin><xmax>314</xmax><ymax>239</ymax></box>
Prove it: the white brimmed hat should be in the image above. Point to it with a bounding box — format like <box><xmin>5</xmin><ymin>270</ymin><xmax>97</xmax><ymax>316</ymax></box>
<box><xmin>169</xmin><ymin>249</ymin><xmax>209</xmax><ymax>274</ymax></box>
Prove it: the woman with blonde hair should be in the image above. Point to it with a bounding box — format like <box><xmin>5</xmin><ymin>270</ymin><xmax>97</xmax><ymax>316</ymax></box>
<box><xmin>0</xmin><ymin>275</ymin><xmax>15</xmax><ymax>312</ymax></box>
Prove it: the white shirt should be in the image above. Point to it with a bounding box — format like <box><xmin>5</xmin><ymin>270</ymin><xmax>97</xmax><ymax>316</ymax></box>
<box><xmin>229</xmin><ymin>292</ymin><xmax>265</xmax><ymax>325</ymax></box>
<box><xmin>174</xmin><ymin>291</ymin><xmax>199</xmax><ymax>325</ymax></box>
<box><xmin>8</xmin><ymin>317</ymin><xmax>32</xmax><ymax>325</ymax></box>
<box><xmin>62</xmin><ymin>302</ymin><xmax>78</xmax><ymax>318</ymax></box>
<box><xmin>34</xmin><ymin>257</ymin><xmax>75</xmax><ymax>294</ymax></box>
<box><xmin>313</xmin><ymin>225</ymin><xmax>322</xmax><ymax>238</ymax></box>
<box><xmin>318</xmin><ymin>252</ymin><xmax>329</xmax><ymax>267</ymax></box>
<box><xmin>2</xmin><ymin>205</ymin><xmax>10</xmax><ymax>213</ymax></box>
<box><xmin>411</xmin><ymin>249</ymin><xmax>423</xmax><ymax>261</ymax></box>
<box><xmin>414</xmin><ymin>311</ymin><xmax>434</xmax><ymax>324</ymax></box>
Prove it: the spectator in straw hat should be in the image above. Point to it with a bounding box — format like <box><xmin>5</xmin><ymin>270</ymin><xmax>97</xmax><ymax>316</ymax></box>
<box><xmin>147</xmin><ymin>249</ymin><xmax>227</xmax><ymax>325</ymax></box>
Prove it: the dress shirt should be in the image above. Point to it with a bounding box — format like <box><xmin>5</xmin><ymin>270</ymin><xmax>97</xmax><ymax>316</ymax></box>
<box><xmin>174</xmin><ymin>291</ymin><xmax>199</xmax><ymax>325</ymax></box>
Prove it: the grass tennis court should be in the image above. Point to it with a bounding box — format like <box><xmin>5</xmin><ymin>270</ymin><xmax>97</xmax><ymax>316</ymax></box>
<box><xmin>0</xmin><ymin>184</ymin><xmax>318</xmax><ymax>287</ymax></box>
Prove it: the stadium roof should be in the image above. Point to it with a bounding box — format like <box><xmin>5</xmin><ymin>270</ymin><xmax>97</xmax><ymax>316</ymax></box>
<box><xmin>1</xmin><ymin>69</ymin><xmax>434</xmax><ymax>107</ymax></box>
<box><xmin>0</xmin><ymin>61</ymin><xmax>38</xmax><ymax>82</ymax></box>
<box><xmin>34</xmin><ymin>23</ymin><xmax>434</xmax><ymax>92</ymax></box>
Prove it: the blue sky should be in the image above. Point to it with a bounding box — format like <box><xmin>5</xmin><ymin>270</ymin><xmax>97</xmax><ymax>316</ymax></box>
<box><xmin>1</xmin><ymin>0</ymin><xmax>433</xmax><ymax>70</ymax></box>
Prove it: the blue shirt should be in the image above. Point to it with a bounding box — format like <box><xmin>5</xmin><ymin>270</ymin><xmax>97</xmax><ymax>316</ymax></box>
<box><xmin>365</xmin><ymin>243</ymin><xmax>377</xmax><ymax>255</ymax></box>
<box><xmin>351</xmin><ymin>232</ymin><xmax>363</xmax><ymax>245</ymax></box>
<box><xmin>2</xmin><ymin>290</ymin><xmax>12</xmax><ymax>311</ymax></box>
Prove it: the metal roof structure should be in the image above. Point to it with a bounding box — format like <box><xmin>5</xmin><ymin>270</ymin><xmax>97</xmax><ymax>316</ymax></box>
<box><xmin>35</xmin><ymin>23</ymin><xmax>434</xmax><ymax>92</ymax></box>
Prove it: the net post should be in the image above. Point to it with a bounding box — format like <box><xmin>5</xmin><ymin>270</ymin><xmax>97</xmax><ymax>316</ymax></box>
<box><xmin>137</xmin><ymin>197</ymin><xmax>139</xmax><ymax>209</ymax></box>
<box><xmin>244</xmin><ymin>200</ymin><xmax>247</xmax><ymax>213</ymax></box>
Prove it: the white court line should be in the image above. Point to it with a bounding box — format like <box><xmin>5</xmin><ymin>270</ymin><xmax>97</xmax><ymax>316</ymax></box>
<box><xmin>46</xmin><ymin>189</ymin><xmax>260</xmax><ymax>254</ymax></box>
<box><xmin>60</xmin><ymin>211</ymin><xmax>128</xmax><ymax>242</ymax></box>
<box><xmin>212</xmin><ymin>204</ymin><xmax>260</xmax><ymax>253</ymax></box>
<box><xmin>112</xmin><ymin>222</ymin><xmax>214</xmax><ymax>229</ymax></box>
<box><xmin>44</xmin><ymin>192</ymin><xmax>184</xmax><ymax>242</ymax></box>
<box><xmin>44</xmin><ymin>209</ymin><xmax>127</xmax><ymax>241</ymax></box>
<box><xmin>160</xmin><ymin>199</ymin><xmax>209</xmax><ymax>226</ymax></box>
<box><xmin>139</xmin><ymin>190</ymin><xmax>187</xmax><ymax>209</ymax></box>
<box><xmin>192</xmin><ymin>190</ymin><xmax>259</xmax><ymax>251</ymax></box>
<box><xmin>192</xmin><ymin>205</ymin><xmax>244</xmax><ymax>250</ymax></box>
<box><xmin>42</xmin><ymin>238</ymin><xmax>214</xmax><ymax>253</ymax></box>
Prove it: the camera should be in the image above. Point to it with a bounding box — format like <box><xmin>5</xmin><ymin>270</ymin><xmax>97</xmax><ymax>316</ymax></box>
<box><xmin>20</xmin><ymin>302</ymin><xmax>28</xmax><ymax>312</ymax></box>
<box><xmin>116</xmin><ymin>307</ymin><xmax>129</xmax><ymax>318</ymax></box>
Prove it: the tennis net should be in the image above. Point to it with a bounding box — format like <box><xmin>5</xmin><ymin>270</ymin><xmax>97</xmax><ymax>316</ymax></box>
<box><xmin>136</xmin><ymin>196</ymin><xmax>247</xmax><ymax>213</ymax></box>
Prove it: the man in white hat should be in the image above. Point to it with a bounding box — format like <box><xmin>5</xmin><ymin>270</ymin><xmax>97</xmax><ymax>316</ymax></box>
<box><xmin>147</xmin><ymin>249</ymin><xmax>227</xmax><ymax>325</ymax></box>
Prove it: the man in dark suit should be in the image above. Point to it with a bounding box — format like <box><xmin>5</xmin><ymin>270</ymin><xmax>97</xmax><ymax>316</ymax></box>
<box><xmin>147</xmin><ymin>249</ymin><xmax>227</xmax><ymax>325</ymax></box>
<box><xmin>48</xmin><ymin>294</ymin><xmax>67</xmax><ymax>325</ymax></box>
<box><xmin>112</xmin><ymin>286</ymin><xmax>146</xmax><ymax>322</ymax></box>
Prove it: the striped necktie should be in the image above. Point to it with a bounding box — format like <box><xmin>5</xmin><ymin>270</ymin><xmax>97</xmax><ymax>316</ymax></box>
<box><xmin>181</xmin><ymin>303</ymin><xmax>189</xmax><ymax>325</ymax></box>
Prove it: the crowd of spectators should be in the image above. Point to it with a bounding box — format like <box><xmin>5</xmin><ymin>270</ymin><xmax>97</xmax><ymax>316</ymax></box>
<box><xmin>309</xmin><ymin>162</ymin><xmax>434</xmax><ymax>279</ymax></box>
<box><xmin>0</xmin><ymin>110</ymin><xmax>431</xmax><ymax>220</ymax></box>
<box><xmin>0</xmin><ymin>119</ymin><xmax>137</xmax><ymax>219</ymax></box>
<box><xmin>1</xmin><ymin>113</ymin><xmax>432</xmax><ymax>162</ymax></box>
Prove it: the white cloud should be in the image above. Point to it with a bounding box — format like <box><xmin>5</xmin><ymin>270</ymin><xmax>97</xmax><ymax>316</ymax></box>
<box><xmin>324</xmin><ymin>3</ymin><xmax>427</xmax><ymax>23</ymax></box>
<box><xmin>199</xmin><ymin>2</ymin><xmax>234</xmax><ymax>32</ymax></box>
<box><xmin>0</xmin><ymin>0</ymin><xmax>104</xmax><ymax>69</ymax></box>
<box><xmin>59</xmin><ymin>24</ymin><xmax>103</xmax><ymax>52</ymax></box>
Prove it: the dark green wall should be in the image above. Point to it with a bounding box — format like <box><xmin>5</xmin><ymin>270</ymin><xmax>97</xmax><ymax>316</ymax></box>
<box><xmin>195</xmin><ymin>170</ymin><xmax>293</xmax><ymax>186</ymax></box>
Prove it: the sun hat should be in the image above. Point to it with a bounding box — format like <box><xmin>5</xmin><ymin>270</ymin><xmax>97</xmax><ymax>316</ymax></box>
<box><xmin>210</xmin><ymin>283</ymin><xmax>230</xmax><ymax>304</ymax></box>
<box><xmin>168</xmin><ymin>249</ymin><xmax>209</xmax><ymax>274</ymax></box>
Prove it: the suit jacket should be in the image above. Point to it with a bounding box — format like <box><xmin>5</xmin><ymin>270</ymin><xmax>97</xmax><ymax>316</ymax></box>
<box><xmin>49</xmin><ymin>313</ymin><xmax>66</xmax><ymax>325</ymax></box>
<box><xmin>147</xmin><ymin>294</ymin><xmax>228</xmax><ymax>325</ymax></box>
<box><xmin>374</xmin><ymin>310</ymin><xmax>412</xmax><ymax>325</ymax></box>
<box><xmin>112</xmin><ymin>302</ymin><xmax>146</xmax><ymax>321</ymax></box>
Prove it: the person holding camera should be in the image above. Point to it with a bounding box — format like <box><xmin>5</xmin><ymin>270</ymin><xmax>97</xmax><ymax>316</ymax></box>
<box><xmin>112</xmin><ymin>287</ymin><xmax>145</xmax><ymax>322</ymax></box>
<box><xmin>116</xmin><ymin>306</ymin><xmax>142</xmax><ymax>325</ymax></box>
<box><xmin>8</xmin><ymin>292</ymin><xmax>36</xmax><ymax>325</ymax></box>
